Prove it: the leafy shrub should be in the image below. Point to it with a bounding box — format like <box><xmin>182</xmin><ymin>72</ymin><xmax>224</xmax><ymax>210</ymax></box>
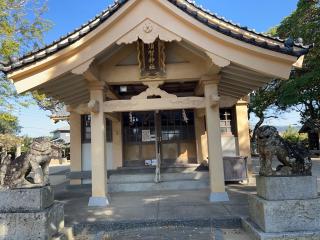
<box><xmin>281</xmin><ymin>125</ymin><xmax>308</xmax><ymax>146</ymax></box>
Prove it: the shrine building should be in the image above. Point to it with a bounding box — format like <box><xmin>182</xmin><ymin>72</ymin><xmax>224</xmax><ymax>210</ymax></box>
<box><xmin>0</xmin><ymin>0</ymin><xmax>309</xmax><ymax>207</ymax></box>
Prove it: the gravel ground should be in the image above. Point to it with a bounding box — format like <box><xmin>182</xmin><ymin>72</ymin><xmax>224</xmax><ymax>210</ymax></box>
<box><xmin>74</xmin><ymin>226</ymin><xmax>251</xmax><ymax>240</ymax></box>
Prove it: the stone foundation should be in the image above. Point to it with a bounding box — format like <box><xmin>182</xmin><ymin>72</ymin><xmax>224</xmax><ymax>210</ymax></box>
<box><xmin>243</xmin><ymin>176</ymin><xmax>320</xmax><ymax>240</ymax></box>
<box><xmin>248</xmin><ymin>194</ymin><xmax>320</xmax><ymax>233</ymax></box>
<box><xmin>242</xmin><ymin>218</ymin><xmax>320</xmax><ymax>240</ymax></box>
<box><xmin>0</xmin><ymin>186</ymin><xmax>65</xmax><ymax>240</ymax></box>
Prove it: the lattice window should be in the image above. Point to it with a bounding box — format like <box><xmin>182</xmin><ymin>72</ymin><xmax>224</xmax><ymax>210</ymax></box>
<box><xmin>160</xmin><ymin>110</ymin><xmax>195</xmax><ymax>141</ymax></box>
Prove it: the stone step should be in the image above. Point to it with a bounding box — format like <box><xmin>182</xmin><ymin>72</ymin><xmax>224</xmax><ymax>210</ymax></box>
<box><xmin>109</xmin><ymin>179</ymin><xmax>209</xmax><ymax>192</ymax></box>
<box><xmin>109</xmin><ymin>172</ymin><xmax>209</xmax><ymax>184</ymax></box>
<box><xmin>109</xmin><ymin>165</ymin><xmax>201</xmax><ymax>175</ymax></box>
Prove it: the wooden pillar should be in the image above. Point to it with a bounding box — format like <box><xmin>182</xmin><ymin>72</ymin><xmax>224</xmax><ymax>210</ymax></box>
<box><xmin>112</xmin><ymin>118</ymin><xmax>123</xmax><ymax>169</ymax></box>
<box><xmin>235</xmin><ymin>100</ymin><xmax>252</xmax><ymax>175</ymax></box>
<box><xmin>204</xmin><ymin>79</ymin><xmax>229</xmax><ymax>202</ymax></box>
<box><xmin>69</xmin><ymin>111</ymin><xmax>82</xmax><ymax>185</ymax></box>
<box><xmin>88</xmin><ymin>84</ymin><xmax>109</xmax><ymax>207</ymax></box>
<box><xmin>195</xmin><ymin>110</ymin><xmax>208</xmax><ymax>164</ymax></box>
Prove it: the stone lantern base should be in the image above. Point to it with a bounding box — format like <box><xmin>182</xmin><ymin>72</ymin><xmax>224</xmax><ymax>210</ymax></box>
<box><xmin>0</xmin><ymin>186</ymin><xmax>65</xmax><ymax>240</ymax></box>
<box><xmin>242</xmin><ymin>176</ymin><xmax>320</xmax><ymax>240</ymax></box>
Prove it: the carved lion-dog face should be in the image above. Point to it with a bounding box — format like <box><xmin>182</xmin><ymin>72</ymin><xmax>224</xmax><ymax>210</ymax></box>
<box><xmin>257</xmin><ymin>126</ymin><xmax>279</xmax><ymax>144</ymax></box>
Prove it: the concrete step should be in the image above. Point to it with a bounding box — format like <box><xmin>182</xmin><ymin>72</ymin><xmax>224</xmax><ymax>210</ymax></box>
<box><xmin>109</xmin><ymin>172</ymin><xmax>209</xmax><ymax>184</ymax></box>
<box><xmin>109</xmin><ymin>179</ymin><xmax>209</xmax><ymax>192</ymax></box>
<box><xmin>109</xmin><ymin>165</ymin><xmax>201</xmax><ymax>175</ymax></box>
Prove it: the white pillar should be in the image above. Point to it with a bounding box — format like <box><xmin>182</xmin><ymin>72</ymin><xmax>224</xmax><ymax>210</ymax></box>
<box><xmin>204</xmin><ymin>79</ymin><xmax>229</xmax><ymax>202</ymax></box>
<box><xmin>235</xmin><ymin>99</ymin><xmax>252</xmax><ymax>176</ymax></box>
<box><xmin>88</xmin><ymin>83</ymin><xmax>109</xmax><ymax>207</ymax></box>
<box><xmin>69</xmin><ymin>111</ymin><xmax>82</xmax><ymax>185</ymax></box>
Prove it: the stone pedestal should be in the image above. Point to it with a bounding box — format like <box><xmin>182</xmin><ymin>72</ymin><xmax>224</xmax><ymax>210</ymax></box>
<box><xmin>242</xmin><ymin>176</ymin><xmax>320</xmax><ymax>240</ymax></box>
<box><xmin>0</xmin><ymin>186</ymin><xmax>65</xmax><ymax>240</ymax></box>
<box><xmin>256</xmin><ymin>176</ymin><xmax>318</xmax><ymax>201</ymax></box>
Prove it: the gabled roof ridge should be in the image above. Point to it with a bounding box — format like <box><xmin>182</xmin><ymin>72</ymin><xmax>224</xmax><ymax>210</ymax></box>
<box><xmin>0</xmin><ymin>0</ymin><xmax>312</xmax><ymax>74</ymax></box>
<box><xmin>183</xmin><ymin>0</ymin><xmax>309</xmax><ymax>49</ymax></box>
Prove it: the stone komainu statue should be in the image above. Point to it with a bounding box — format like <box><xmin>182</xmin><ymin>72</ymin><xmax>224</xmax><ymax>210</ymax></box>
<box><xmin>257</xmin><ymin>126</ymin><xmax>312</xmax><ymax>176</ymax></box>
<box><xmin>0</xmin><ymin>138</ymin><xmax>62</xmax><ymax>189</ymax></box>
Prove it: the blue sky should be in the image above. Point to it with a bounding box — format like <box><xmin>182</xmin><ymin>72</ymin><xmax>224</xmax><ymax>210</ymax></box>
<box><xmin>17</xmin><ymin>0</ymin><xmax>301</xmax><ymax>137</ymax></box>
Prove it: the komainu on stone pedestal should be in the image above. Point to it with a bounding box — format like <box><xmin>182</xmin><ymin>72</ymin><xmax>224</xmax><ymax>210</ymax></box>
<box><xmin>0</xmin><ymin>138</ymin><xmax>65</xmax><ymax>239</ymax></box>
<box><xmin>0</xmin><ymin>137</ymin><xmax>62</xmax><ymax>189</ymax></box>
<box><xmin>0</xmin><ymin>187</ymin><xmax>65</xmax><ymax>240</ymax></box>
<box><xmin>256</xmin><ymin>125</ymin><xmax>312</xmax><ymax>176</ymax></box>
<box><xmin>242</xmin><ymin>176</ymin><xmax>320</xmax><ymax>240</ymax></box>
<box><xmin>243</xmin><ymin>126</ymin><xmax>320</xmax><ymax>239</ymax></box>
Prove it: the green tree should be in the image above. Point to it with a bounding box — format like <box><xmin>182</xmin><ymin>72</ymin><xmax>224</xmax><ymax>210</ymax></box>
<box><xmin>0</xmin><ymin>112</ymin><xmax>20</xmax><ymax>134</ymax></box>
<box><xmin>275</xmin><ymin>0</ymin><xmax>320</xmax><ymax>125</ymax></box>
<box><xmin>0</xmin><ymin>0</ymin><xmax>52</xmax><ymax>127</ymax></box>
<box><xmin>250</xmin><ymin>0</ymin><xmax>320</xmax><ymax>141</ymax></box>
<box><xmin>21</xmin><ymin>135</ymin><xmax>33</xmax><ymax>153</ymax></box>
<box><xmin>0</xmin><ymin>0</ymin><xmax>51</xmax><ymax>61</ymax></box>
<box><xmin>249</xmin><ymin>80</ymin><xmax>282</xmax><ymax>141</ymax></box>
<box><xmin>32</xmin><ymin>91</ymin><xmax>65</xmax><ymax>115</ymax></box>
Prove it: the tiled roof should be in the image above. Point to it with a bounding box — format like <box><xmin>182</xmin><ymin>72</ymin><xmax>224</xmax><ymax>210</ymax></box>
<box><xmin>0</xmin><ymin>0</ymin><xmax>312</xmax><ymax>74</ymax></box>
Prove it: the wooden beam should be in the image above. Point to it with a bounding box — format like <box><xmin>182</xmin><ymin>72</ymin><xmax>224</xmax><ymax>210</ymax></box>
<box><xmin>106</xmin><ymin>88</ymin><xmax>119</xmax><ymax>100</ymax></box>
<box><xmin>219</xmin><ymin>89</ymin><xmax>243</xmax><ymax>99</ymax></box>
<box><xmin>219</xmin><ymin>85</ymin><xmax>249</xmax><ymax>96</ymax></box>
<box><xmin>41</xmin><ymin>74</ymin><xmax>79</xmax><ymax>89</ymax></box>
<box><xmin>219</xmin><ymin>82</ymin><xmax>253</xmax><ymax>93</ymax></box>
<box><xmin>48</xmin><ymin>88</ymin><xmax>88</xmax><ymax>101</ymax></box>
<box><xmin>105</xmin><ymin>113</ymin><xmax>121</xmax><ymax>122</ymax></box>
<box><xmin>68</xmin><ymin>103</ymin><xmax>90</xmax><ymax>114</ymax></box>
<box><xmin>66</xmin><ymin>95</ymin><xmax>90</xmax><ymax>106</ymax></box>
<box><xmin>105</xmin><ymin>63</ymin><xmax>205</xmax><ymax>84</ymax></box>
<box><xmin>62</xmin><ymin>91</ymin><xmax>89</xmax><ymax>102</ymax></box>
<box><xmin>46</xmin><ymin>84</ymin><xmax>87</xmax><ymax>97</ymax></box>
<box><xmin>226</xmin><ymin>65</ymin><xmax>273</xmax><ymax>80</ymax></box>
<box><xmin>195</xmin><ymin>109</ymin><xmax>205</xmax><ymax>118</ymax></box>
<box><xmin>222</xmin><ymin>70</ymin><xmax>270</xmax><ymax>84</ymax></box>
<box><xmin>222</xmin><ymin>76</ymin><xmax>262</xmax><ymax>88</ymax></box>
<box><xmin>103</xmin><ymin>97</ymin><xmax>205</xmax><ymax>113</ymax></box>
<box><xmin>195</xmin><ymin>83</ymin><xmax>204</xmax><ymax>96</ymax></box>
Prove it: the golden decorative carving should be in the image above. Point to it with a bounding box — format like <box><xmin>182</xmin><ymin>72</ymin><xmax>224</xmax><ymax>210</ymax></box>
<box><xmin>137</xmin><ymin>39</ymin><xmax>166</xmax><ymax>79</ymax></box>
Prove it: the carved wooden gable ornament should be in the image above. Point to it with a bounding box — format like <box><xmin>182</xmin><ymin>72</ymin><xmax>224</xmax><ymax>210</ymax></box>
<box><xmin>116</xmin><ymin>19</ymin><xmax>182</xmax><ymax>79</ymax></box>
<box><xmin>137</xmin><ymin>39</ymin><xmax>166</xmax><ymax>79</ymax></box>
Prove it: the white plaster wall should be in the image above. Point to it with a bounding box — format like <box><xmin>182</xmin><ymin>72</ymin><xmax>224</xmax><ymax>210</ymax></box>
<box><xmin>221</xmin><ymin>136</ymin><xmax>238</xmax><ymax>157</ymax></box>
<box><xmin>81</xmin><ymin>142</ymin><xmax>113</xmax><ymax>184</ymax></box>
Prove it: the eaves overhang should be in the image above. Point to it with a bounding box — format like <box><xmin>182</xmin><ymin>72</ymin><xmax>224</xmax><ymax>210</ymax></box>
<box><xmin>0</xmin><ymin>0</ymin><xmax>312</xmax><ymax>75</ymax></box>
